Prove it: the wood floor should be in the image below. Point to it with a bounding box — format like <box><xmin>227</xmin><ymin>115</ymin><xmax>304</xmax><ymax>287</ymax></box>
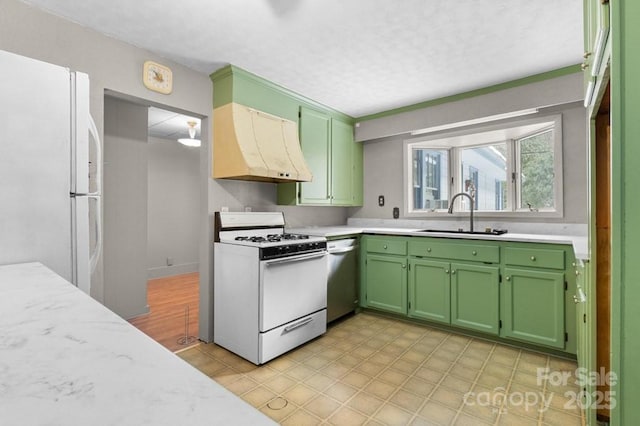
<box><xmin>129</xmin><ymin>272</ymin><xmax>200</xmax><ymax>352</ymax></box>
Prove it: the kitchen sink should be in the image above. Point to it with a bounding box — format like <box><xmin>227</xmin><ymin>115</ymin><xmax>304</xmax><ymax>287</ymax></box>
<box><xmin>418</xmin><ymin>229</ymin><xmax>508</xmax><ymax>235</ymax></box>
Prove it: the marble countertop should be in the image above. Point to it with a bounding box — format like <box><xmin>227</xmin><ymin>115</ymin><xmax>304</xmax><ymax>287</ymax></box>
<box><xmin>0</xmin><ymin>262</ymin><xmax>275</xmax><ymax>426</ymax></box>
<box><xmin>287</xmin><ymin>225</ymin><xmax>589</xmax><ymax>259</ymax></box>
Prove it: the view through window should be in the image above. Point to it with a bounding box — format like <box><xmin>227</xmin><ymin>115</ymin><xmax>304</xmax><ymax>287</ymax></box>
<box><xmin>405</xmin><ymin>115</ymin><xmax>562</xmax><ymax>216</ymax></box>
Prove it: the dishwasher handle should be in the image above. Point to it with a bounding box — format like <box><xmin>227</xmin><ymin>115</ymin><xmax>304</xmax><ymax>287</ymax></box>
<box><xmin>328</xmin><ymin>246</ymin><xmax>357</xmax><ymax>254</ymax></box>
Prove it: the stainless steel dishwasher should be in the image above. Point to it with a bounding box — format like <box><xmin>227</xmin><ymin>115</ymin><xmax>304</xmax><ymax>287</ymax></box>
<box><xmin>327</xmin><ymin>238</ymin><xmax>359</xmax><ymax>323</ymax></box>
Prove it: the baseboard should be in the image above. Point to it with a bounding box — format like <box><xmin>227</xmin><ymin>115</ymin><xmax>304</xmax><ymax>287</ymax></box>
<box><xmin>147</xmin><ymin>262</ymin><xmax>199</xmax><ymax>280</ymax></box>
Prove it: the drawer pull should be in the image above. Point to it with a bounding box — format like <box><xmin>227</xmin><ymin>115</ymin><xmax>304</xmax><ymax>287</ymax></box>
<box><xmin>530</xmin><ymin>256</ymin><xmax>536</xmax><ymax>261</ymax></box>
<box><xmin>472</xmin><ymin>251</ymin><xmax>477</xmax><ymax>256</ymax></box>
<box><xmin>284</xmin><ymin>317</ymin><xmax>313</xmax><ymax>333</ymax></box>
<box><xmin>427</xmin><ymin>248</ymin><xmax>432</xmax><ymax>252</ymax></box>
<box><xmin>383</xmin><ymin>245</ymin><xmax>388</xmax><ymax>249</ymax></box>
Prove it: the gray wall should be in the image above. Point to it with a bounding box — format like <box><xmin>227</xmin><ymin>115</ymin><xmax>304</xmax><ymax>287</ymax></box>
<box><xmin>0</xmin><ymin>0</ymin><xmax>212</xmax><ymax>311</ymax></box>
<box><xmin>147</xmin><ymin>136</ymin><xmax>200</xmax><ymax>279</ymax></box>
<box><xmin>0</xmin><ymin>0</ymin><xmax>351</xmax><ymax>340</ymax></box>
<box><xmin>103</xmin><ymin>97</ymin><xmax>149</xmax><ymax>319</ymax></box>
<box><xmin>351</xmin><ymin>74</ymin><xmax>588</xmax><ymax>225</ymax></box>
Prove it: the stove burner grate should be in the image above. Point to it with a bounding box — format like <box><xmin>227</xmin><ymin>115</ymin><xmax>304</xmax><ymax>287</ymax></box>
<box><xmin>235</xmin><ymin>233</ymin><xmax>311</xmax><ymax>243</ymax></box>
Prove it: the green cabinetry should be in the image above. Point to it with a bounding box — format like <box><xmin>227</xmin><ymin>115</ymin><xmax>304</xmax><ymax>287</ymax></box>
<box><xmin>278</xmin><ymin>109</ymin><xmax>362</xmax><ymax>206</ymax></box>
<box><xmin>365</xmin><ymin>254</ymin><xmax>407</xmax><ymax>314</ymax></box>
<box><xmin>360</xmin><ymin>234</ymin><xmax>577</xmax><ymax>354</ymax></box>
<box><xmin>582</xmin><ymin>0</ymin><xmax>610</xmax><ymax>108</ymax></box>
<box><xmin>210</xmin><ymin>65</ymin><xmax>362</xmax><ymax>205</ymax></box>
<box><xmin>297</xmin><ymin>107</ymin><xmax>331</xmax><ymax>204</ymax></box>
<box><xmin>451</xmin><ymin>263</ymin><xmax>500</xmax><ymax>335</ymax></box>
<box><xmin>575</xmin><ymin>259</ymin><xmax>597</xmax><ymax>425</ymax></box>
<box><xmin>502</xmin><ymin>267</ymin><xmax>565</xmax><ymax>348</ymax></box>
<box><xmin>501</xmin><ymin>244</ymin><xmax>569</xmax><ymax>349</ymax></box>
<box><xmin>362</xmin><ymin>237</ymin><xmax>407</xmax><ymax>314</ymax></box>
<box><xmin>408</xmin><ymin>259</ymin><xmax>450</xmax><ymax>323</ymax></box>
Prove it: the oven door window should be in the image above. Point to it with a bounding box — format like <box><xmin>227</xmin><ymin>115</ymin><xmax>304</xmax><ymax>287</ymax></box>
<box><xmin>259</xmin><ymin>252</ymin><xmax>328</xmax><ymax>332</ymax></box>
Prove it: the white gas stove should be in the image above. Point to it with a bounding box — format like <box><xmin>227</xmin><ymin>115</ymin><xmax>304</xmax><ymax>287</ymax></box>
<box><xmin>213</xmin><ymin>212</ymin><xmax>328</xmax><ymax>365</ymax></box>
<box><xmin>217</xmin><ymin>217</ymin><xmax>327</xmax><ymax>259</ymax></box>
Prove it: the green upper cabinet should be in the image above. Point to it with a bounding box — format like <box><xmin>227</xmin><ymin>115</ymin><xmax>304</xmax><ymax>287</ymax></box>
<box><xmin>298</xmin><ymin>107</ymin><xmax>331</xmax><ymax>204</ymax></box>
<box><xmin>583</xmin><ymin>0</ymin><xmax>610</xmax><ymax>107</ymax></box>
<box><xmin>278</xmin><ymin>109</ymin><xmax>363</xmax><ymax>206</ymax></box>
<box><xmin>330</xmin><ymin>118</ymin><xmax>356</xmax><ymax>205</ymax></box>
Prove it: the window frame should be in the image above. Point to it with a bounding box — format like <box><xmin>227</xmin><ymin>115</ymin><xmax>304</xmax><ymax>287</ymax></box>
<box><xmin>402</xmin><ymin>114</ymin><xmax>563</xmax><ymax>219</ymax></box>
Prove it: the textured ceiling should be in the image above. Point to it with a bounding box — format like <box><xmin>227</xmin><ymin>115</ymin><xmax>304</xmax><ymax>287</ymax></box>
<box><xmin>20</xmin><ymin>0</ymin><xmax>583</xmax><ymax>117</ymax></box>
<box><xmin>148</xmin><ymin>107</ymin><xmax>200</xmax><ymax>141</ymax></box>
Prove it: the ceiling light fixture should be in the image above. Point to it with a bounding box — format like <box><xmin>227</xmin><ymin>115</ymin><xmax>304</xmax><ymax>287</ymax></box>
<box><xmin>178</xmin><ymin>120</ymin><xmax>201</xmax><ymax>147</ymax></box>
<box><xmin>410</xmin><ymin>108</ymin><xmax>539</xmax><ymax>136</ymax></box>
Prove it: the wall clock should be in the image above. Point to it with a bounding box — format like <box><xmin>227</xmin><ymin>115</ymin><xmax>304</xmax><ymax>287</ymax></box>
<box><xmin>143</xmin><ymin>60</ymin><xmax>173</xmax><ymax>94</ymax></box>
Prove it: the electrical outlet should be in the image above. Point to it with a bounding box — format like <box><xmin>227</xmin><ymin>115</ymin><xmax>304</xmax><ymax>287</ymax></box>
<box><xmin>378</xmin><ymin>195</ymin><xmax>385</xmax><ymax>206</ymax></box>
<box><xmin>166</xmin><ymin>257</ymin><xmax>173</xmax><ymax>266</ymax></box>
<box><xmin>393</xmin><ymin>207</ymin><xmax>399</xmax><ymax>219</ymax></box>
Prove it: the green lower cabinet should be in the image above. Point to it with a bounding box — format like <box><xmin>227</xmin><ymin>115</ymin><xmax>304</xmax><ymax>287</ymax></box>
<box><xmin>408</xmin><ymin>258</ymin><xmax>450</xmax><ymax>324</ymax></box>
<box><xmin>575</xmin><ymin>260</ymin><xmax>597</xmax><ymax>425</ymax></box>
<box><xmin>450</xmin><ymin>263</ymin><xmax>500</xmax><ymax>335</ymax></box>
<box><xmin>364</xmin><ymin>254</ymin><xmax>407</xmax><ymax>314</ymax></box>
<box><xmin>502</xmin><ymin>267</ymin><xmax>565</xmax><ymax>349</ymax></box>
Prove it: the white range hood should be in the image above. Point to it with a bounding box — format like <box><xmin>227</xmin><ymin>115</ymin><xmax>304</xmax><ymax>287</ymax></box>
<box><xmin>213</xmin><ymin>102</ymin><xmax>312</xmax><ymax>183</ymax></box>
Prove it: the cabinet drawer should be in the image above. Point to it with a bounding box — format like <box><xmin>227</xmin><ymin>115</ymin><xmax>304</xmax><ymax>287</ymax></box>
<box><xmin>409</xmin><ymin>240</ymin><xmax>499</xmax><ymax>263</ymax></box>
<box><xmin>504</xmin><ymin>247</ymin><xmax>565</xmax><ymax>270</ymax></box>
<box><xmin>366</xmin><ymin>238</ymin><xmax>407</xmax><ymax>256</ymax></box>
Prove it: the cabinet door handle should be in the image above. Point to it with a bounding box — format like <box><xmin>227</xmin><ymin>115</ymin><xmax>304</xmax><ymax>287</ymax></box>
<box><xmin>445</xmin><ymin>269</ymin><xmax>449</xmax><ymax>274</ymax></box>
<box><xmin>451</xmin><ymin>270</ymin><xmax>456</xmax><ymax>275</ymax></box>
<box><xmin>506</xmin><ymin>276</ymin><xmax>511</xmax><ymax>281</ymax></box>
<box><xmin>583</xmin><ymin>51</ymin><xmax>592</xmax><ymax>59</ymax></box>
<box><xmin>576</xmin><ymin>270</ymin><xmax>580</xmax><ymax>276</ymax></box>
<box><xmin>530</xmin><ymin>256</ymin><xmax>536</xmax><ymax>261</ymax></box>
<box><xmin>402</xmin><ymin>264</ymin><xmax>406</xmax><ymax>269</ymax></box>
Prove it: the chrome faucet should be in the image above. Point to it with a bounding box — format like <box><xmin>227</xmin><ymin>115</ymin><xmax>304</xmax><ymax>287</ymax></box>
<box><xmin>448</xmin><ymin>192</ymin><xmax>475</xmax><ymax>232</ymax></box>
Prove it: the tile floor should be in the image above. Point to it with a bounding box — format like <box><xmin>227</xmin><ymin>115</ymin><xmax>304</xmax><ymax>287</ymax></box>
<box><xmin>177</xmin><ymin>313</ymin><xmax>584</xmax><ymax>425</ymax></box>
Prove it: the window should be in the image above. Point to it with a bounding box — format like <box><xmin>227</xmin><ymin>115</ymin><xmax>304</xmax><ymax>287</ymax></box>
<box><xmin>516</xmin><ymin>129</ymin><xmax>555</xmax><ymax>210</ymax></box>
<box><xmin>404</xmin><ymin>115</ymin><xmax>562</xmax><ymax>217</ymax></box>
<box><xmin>412</xmin><ymin>149</ymin><xmax>449</xmax><ymax>210</ymax></box>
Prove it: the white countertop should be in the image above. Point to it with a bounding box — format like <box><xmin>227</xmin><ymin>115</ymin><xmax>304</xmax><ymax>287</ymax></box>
<box><xmin>0</xmin><ymin>262</ymin><xmax>275</xmax><ymax>426</ymax></box>
<box><xmin>288</xmin><ymin>225</ymin><xmax>589</xmax><ymax>260</ymax></box>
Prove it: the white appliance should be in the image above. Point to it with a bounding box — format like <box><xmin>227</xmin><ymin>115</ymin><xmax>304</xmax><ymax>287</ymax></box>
<box><xmin>0</xmin><ymin>50</ymin><xmax>101</xmax><ymax>294</ymax></box>
<box><xmin>214</xmin><ymin>212</ymin><xmax>328</xmax><ymax>365</ymax></box>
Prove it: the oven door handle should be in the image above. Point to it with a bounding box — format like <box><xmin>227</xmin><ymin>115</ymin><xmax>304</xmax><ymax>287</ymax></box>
<box><xmin>263</xmin><ymin>251</ymin><xmax>327</xmax><ymax>266</ymax></box>
<box><xmin>284</xmin><ymin>317</ymin><xmax>314</xmax><ymax>333</ymax></box>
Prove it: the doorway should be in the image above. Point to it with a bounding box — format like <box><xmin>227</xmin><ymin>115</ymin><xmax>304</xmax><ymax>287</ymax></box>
<box><xmin>103</xmin><ymin>96</ymin><xmax>202</xmax><ymax>352</ymax></box>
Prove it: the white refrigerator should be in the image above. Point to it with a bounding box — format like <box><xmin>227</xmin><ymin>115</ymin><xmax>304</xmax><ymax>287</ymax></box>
<box><xmin>0</xmin><ymin>49</ymin><xmax>101</xmax><ymax>294</ymax></box>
